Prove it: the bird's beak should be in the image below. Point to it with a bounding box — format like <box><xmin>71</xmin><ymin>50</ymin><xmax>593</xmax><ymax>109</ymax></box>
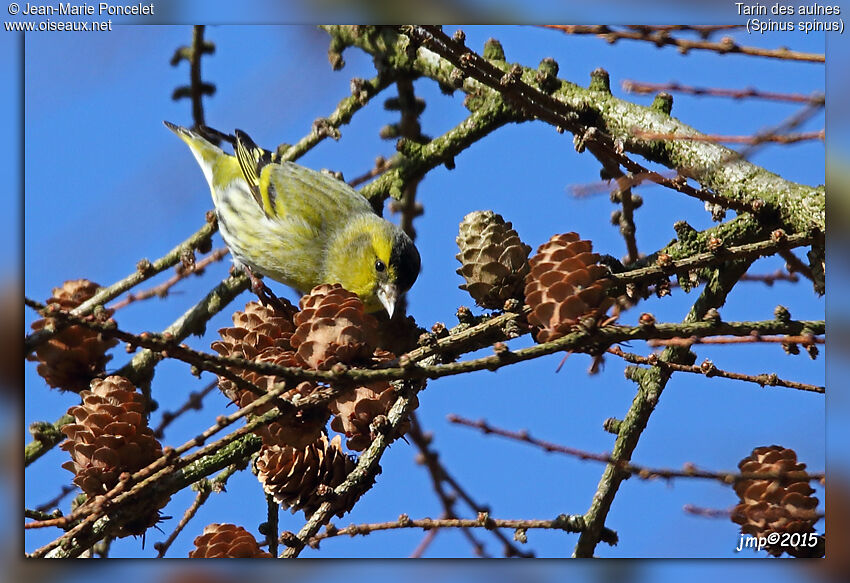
<box><xmin>377</xmin><ymin>283</ymin><xmax>399</xmax><ymax>318</ymax></box>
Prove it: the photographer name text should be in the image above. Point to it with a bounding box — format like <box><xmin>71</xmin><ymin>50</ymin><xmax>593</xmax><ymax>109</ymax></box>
<box><xmin>18</xmin><ymin>2</ymin><xmax>153</xmax><ymax>15</ymax></box>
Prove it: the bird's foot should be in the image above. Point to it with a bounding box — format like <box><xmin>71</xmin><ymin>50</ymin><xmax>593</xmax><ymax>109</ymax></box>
<box><xmin>243</xmin><ymin>267</ymin><xmax>289</xmax><ymax>312</ymax></box>
<box><xmin>256</xmin><ymin>286</ymin><xmax>290</xmax><ymax>313</ymax></box>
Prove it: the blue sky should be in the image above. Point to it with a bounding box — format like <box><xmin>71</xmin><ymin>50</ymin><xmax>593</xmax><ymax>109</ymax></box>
<box><xmin>19</xmin><ymin>24</ymin><xmax>825</xmax><ymax>562</ymax></box>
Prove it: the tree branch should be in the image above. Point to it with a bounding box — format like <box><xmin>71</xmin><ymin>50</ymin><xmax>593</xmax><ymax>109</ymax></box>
<box><xmin>573</xmin><ymin>259</ymin><xmax>753</xmax><ymax>557</ymax></box>
<box><xmin>324</xmin><ymin>25</ymin><xmax>823</xmax><ymax>235</ymax></box>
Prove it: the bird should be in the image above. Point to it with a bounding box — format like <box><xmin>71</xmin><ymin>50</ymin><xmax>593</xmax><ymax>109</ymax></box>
<box><xmin>165</xmin><ymin>121</ymin><xmax>420</xmax><ymax>317</ymax></box>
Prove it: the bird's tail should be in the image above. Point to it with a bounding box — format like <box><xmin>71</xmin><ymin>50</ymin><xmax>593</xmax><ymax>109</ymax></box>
<box><xmin>164</xmin><ymin>121</ymin><xmax>229</xmax><ymax>187</ymax></box>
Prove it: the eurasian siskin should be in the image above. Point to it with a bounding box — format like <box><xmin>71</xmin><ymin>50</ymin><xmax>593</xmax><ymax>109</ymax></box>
<box><xmin>165</xmin><ymin>122</ymin><xmax>420</xmax><ymax>316</ymax></box>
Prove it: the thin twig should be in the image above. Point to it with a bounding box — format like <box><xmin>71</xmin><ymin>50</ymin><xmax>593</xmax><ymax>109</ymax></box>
<box><xmin>153</xmin><ymin>380</ymin><xmax>219</xmax><ymax>439</ymax></box>
<box><xmin>408</xmin><ymin>414</ymin><xmax>531</xmax><ymax>557</ymax></box>
<box><xmin>779</xmin><ymin>248</ymin><xmax>815</xmax><ymax>282</ymax></box>
<box><xmin>170</xmin><ymin>25</ymin><xmax>216</xmax><ymax>130</ymax></box>
<box><xmin>265</xmin><ymin>493</ymin><xmax>279</xmax><ymax>558</ymax></box>
<box><xmin>448</xmin><ymin>415</ymin><xmax>825</xmax><ymax>484</ymax></box>
<box><xmin>410</xmin><ymin>522</ymin><xmax>442</xmax><ymax>558</ymax></box>
<box><xmin>588</xmin><ymin>148</ymin><xmax>639</xmax><ymax>264</ymax></box>
<box><xmin>622</xmin><ymin>80</ymin><xmax>825</xmax><ymax>105</ymax></box>
<box><xmin>607</xmin><ymin>346</ymin><xmax>824</xmax><ymax>393</ymax></box>
<box><xmin>153</xmin><ymin>464</ymin><xmax>241</xmax><ymax>557</ymax></box>
<box><xmin>348</xmin><ymin>156</ymin><xmax>393</xmax><ymax>187</ymax></box>
<box><xmin>154</xmin><ymin>481</ymin><xmax>211</xmax><ymax>557</ymax></box>
<box><xmin>34</xmin><ymin>485</ymin><xmax>77</xmax><ymax>513</ymax></box>
<box><xmin>26</xmin><ymin>291</ymin><xmax>269</xmax><ymax>404</ymax></box>
<box><xmin>657</xmin><ymin>268</ymin><xmax>799</xmax><ymax>293</ymax></box>
<box><xmin>572</xmin><ymin>133</ymin><xmax>761</xmax><ymax>216</ymax></box>
<box><xmin>281</xmin><ymin>74</ymin><xmax>395</xmax><ymax>162</ymax></box>
<box><xmin>188</xmin><ymin>25</ymin><xmax>213</xmax><ymax>128</ymax></box>
<box><xmin>624</xmin><ymin>25</ymin><xmax>745</xmax><ymax>36</ymax></box>
<box><xmin>307</xmin><ymin>513</ymin><xmax>618</xmax><ymax>547</ymax></box>
<box><xmin>109</xmin><ymin>248</ymin><xmax>229</xmax><ymax>311</ymax></box>
<box><xmin>24</xmin><ymin>216</ymin><xmax>218</xmax><ymax>355</ymax></box>
<box><xmin>541</xmin><ymin>25</ymin><xmax>825</xmax><ymax>63</ymax></box>
<box><xmin>388</xmin><ymin>77</ymin><xmax>427</xmax><ymax>241</ymax></box>
<box><xmin>683</xmin><ymin>504</ymin><xmax>732</xmax><ymax>518</ymax></box>
<box><xmin>732</xmin><ymin>101</ymin><xmax>825</xmax><ymax>162</ymax></box>
<box><xmin>25</xmin><ymin>509</ymin><xmax>65</xmax><ymax>523</ymax></box>
<box><xmin>407</xmin><ymin>509</ymin><xmax>488</xmax><ymax>557</ymax></box>
<box><xmin>740</xmin><ymin>269</ymin><xmax>799</xmax><ymax>285</ymax></box>
<box><xmin>408</xmin><ymin>417</ymin><xmax>489</xmax><ymax>557</ymax></box>
<box><xmin>611</xmin><ymin>231</ymin><xmax>814</xmax><ymax>285</ymax></box>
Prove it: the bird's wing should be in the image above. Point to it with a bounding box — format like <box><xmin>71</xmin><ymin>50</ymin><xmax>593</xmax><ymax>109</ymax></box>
<box><xmin>234</xmin><ymin>129</ymin><xmax>277</xmax><ymax>217</ymax></box>
<box><xmin>260</xmin><ymin>161</ymin><xmax>376</xmax><ymax>231</ymax></box>
<box><xmin>233</xmin><ymin>129</ymin><xmax>375</xmax><ymax>229</ymax></box>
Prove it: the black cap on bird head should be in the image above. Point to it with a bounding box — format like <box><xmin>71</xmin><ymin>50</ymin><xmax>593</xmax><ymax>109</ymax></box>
<box><xmin>391</xmin><ymin>231</ymin><xmax>421</xmax><ymax>294</ymax></box>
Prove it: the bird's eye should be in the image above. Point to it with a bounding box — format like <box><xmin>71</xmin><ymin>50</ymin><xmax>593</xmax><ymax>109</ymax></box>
<box><xmin>375</xmin><ymin>259</ymin><xmax>386</xmax><ymax>272</ymax></box>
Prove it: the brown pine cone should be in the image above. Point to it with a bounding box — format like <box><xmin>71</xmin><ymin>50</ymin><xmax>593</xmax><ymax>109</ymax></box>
<box><xmin>210</xmin><ymin>299</ymin><xmax>298</xmax><ymax>402</ymax></box>
<box><xmin>212</xmin><ymin>300</ymin><xmax>297</xmax><ymax>356</ymax></box>
<box><xmin>189</xmin><ymin>523</ymin><xmax>272</xmax><ymax>558</ymax></box>
<box><xmin>731</xmin><ymin>445</ymin><xmax>822</xmax><ymax>557</ymax></box>
<box><xmin>327</xmin><ymin>349</ymin><xmax>414</xmax><ymax>451</ymax></box>
<box><xmin>255</xmin><ymin>433</ymin><xmax>364</xmax><ymax>518</ymax></box>
<box><xmin>524</xmin><ymin>233</ymin><xmax>612</xmax><ymax>342</ymax></box>
<box><xmin>329</xmin><ymin>382</ymin><xmax>415</xmax><ymax>451</ymax></box>
<box><xmin>28</xmin><ymin>279</ymin><xmax>118</xmax><ymax>392</ymax></box>
<box><xmin>60</xmin><ymin>375</ymin><xmax>168</xmax><ymax>536</ymax></box>
<box><xmin>211</xmin><ymin>301</ymin><xmax>326</xmax><ymax>449</ymax></box>
<box><xmin>455</xmin><ymin>210</ymin><xmax>532</xmax><ymax>309</ymax></box>
<box><xmin>290</xmin><ymin>284</ymin><xmax>380</xmax><ymax>369</ymax></box>
<box><xmin>211</xmin><ymin>300</ymin><xmax>298</xmax><ymax>397</ymax></box>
